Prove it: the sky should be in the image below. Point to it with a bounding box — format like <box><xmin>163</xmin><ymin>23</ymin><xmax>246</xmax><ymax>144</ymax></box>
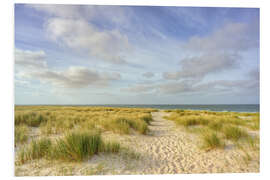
<box><xmin>14</xmin><ymin>4</ymin><xmax>260</xmax><ymax>105</ymax></box>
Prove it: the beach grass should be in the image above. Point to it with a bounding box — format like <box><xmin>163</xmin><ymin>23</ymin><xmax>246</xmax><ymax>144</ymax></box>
<box><xmin>223</xmin><ymin>125</ymin><xmax>248</xmax><ymax>141</ymax></box>
<box><xmin>15</xmin><ymin>106</ymin><xmax>155</xmax><ymax>165</ymax></box>
<box><xmin>15</xmin><ymin>106</ymin><xmax>155</xmax><ymax>137</ymax></box>
<box><xmin>164</xmin><ymin>109</ymin><xmax>259</xmax><ymax>151</ymax></box>
<box><xmin>15</xmin><ymin>125</ymin><xmax>29</xmax><ymax>146</ymax></box>
<box><xmin>17</xmin><ymin>131</ymin><xmax>123</xmax><ymax>164</ymax></box>
<box><xmin>17</xmin><ymin>137</ymin><xmax>52</xmax><ymax>164</ymax></box>
<box><xmin>201</xmin><ymin>131</ymin><xmax>225</xmax><ymax>150</ymax></box>
<box><xmin>53</xmin><ymin>131</ymin><xmax>103</xmax><ymax>161</ymax></box>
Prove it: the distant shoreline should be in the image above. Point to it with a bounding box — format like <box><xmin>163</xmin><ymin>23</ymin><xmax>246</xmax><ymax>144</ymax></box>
<box><xmin>14</xmin><ymin>104</ymin><xmax>260</xmax><ymax>113</ymax></box>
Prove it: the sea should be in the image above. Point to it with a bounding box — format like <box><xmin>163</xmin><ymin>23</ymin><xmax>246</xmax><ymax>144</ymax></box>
<box><xmin>56</xmin><ymin>104</ymin><xmax>259</xmax><ymax>113</ymax></box>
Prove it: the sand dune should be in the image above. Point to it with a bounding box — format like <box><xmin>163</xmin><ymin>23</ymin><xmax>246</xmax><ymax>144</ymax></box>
<box><xmin>15</xmin><ymin>111</ymin><xmax>259</xmax><ymax>176</ymax></box>
<box><xmin>99</xmin><ymin>111</ymin><xmax>259</xmax><ymax>174</ymax></box>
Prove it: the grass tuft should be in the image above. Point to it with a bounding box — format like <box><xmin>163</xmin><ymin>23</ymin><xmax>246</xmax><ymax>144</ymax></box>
<box><xmin>15</xmin><ymin>125</ymin><xmax>29</xmax><ymax>146</ymax></box>
<box><xmin>201</xmin><ymin>131</ymin><xmax>225</xmax><ymax>150</ymax></box>
<box><xmin>17</xmin><ymin>138</ymin><xmax>52</xmax><ymax>164</ymax></box>
<box><xmin>99</xmin><ymin>141</ymin><xmax>121</xmax><ymax>153</ymax></box>
<box><xmin>17</xmin><ymin>131</ymin><xmax>122</xmax><ymax>164</ymax></box>
<box><xmin>209</xmin><ymin>121</ymin><xmax>223</xmax><ymax>131</ymax></box>
<box><xmin>140</xmin><ymin>114</ymin><xmax>153</xmax><ymax>124</ymax></box>
<box><xmin>223</xmin><ymin>125</ymin><xmax>248</xmax><ymax>141</ymax></box>
<box><xmin>15</xmin><ymin>112</ymin><xmax>47</xmax><ymax>127</ymax></box>
<box><xmin>53</xmin><ymin>131</ymin><xmax>102</xmax><ymax>161</ymax></box>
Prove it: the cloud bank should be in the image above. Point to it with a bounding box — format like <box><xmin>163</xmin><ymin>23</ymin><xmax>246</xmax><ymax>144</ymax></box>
<box><xmin>15</xmin><ymin>49</ymin><xmax>121</xmax><ymax>89</ymax></box>
<box><xmin>29</xmin><ymin>4</ymin><xmax>132</xmax><ymax>65</ymax></box>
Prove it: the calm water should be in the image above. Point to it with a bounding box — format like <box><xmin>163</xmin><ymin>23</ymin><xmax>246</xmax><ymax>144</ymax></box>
<box><xmin>63</xmin><ymin>104</ymin><xmax>259</xmax><ymax>112</ymax></box>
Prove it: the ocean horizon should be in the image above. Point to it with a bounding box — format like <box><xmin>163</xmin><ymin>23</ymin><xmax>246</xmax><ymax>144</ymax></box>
<box><xmin>15</xmin><ymin>104</ymin><xmax>260</xmax><ymax>112</ymax></box>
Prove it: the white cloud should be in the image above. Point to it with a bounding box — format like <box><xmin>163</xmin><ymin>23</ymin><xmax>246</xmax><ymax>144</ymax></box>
<box><xmin>183</xmin><ymin>22</ymin><xmax>258</xmax><ymax>52</ymax></box>
<box><xmin>163</xmin><ymin>22</ymin><xmax>259</xmax><ymax>81</ymax></box>
<box><xmin>45</xmin><ymin>18</ymin><xmax>131</xmax><ymax>64</ymax></box>
<box><xmin>15</xmin><ymin>48</ymin><xmax>121</xmax><ymax>89</ymax></box>
<box><xmin>123</xmin><ymin>77</ymin><xmax>258</xmax><ymax>96</ymax></box>
<box><xmin>27</xmin><ymin>4</ymin><xmax>132</xmax><ymax>65</ymax></box>
<box><xmin>163</xmin><ymin>53</ymin><xmax>238</xmax><ymax>80</ymax></box>
<box><xmin>18</xmin><ymin>66</ymin><xmax>121</xmax><ymax>89</ymax></box>
<box><xmin>29</xmin><ymin>4</ymin><xmax>130</xmax><ymax>26</ymax></box>
<box><xmin>15</xmin><ymin>48</ymin><xmax>47</xmax><ymax>69</ymax></box>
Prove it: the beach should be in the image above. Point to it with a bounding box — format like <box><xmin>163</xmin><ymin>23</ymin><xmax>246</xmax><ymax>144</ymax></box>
<box><xmin>15</xmin><ymin>106</ymin><xmax>260</xmax><ymax>175</ymax></box>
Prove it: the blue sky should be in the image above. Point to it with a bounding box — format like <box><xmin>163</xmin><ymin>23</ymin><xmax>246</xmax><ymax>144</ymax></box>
<box><xmin>14</xmin><ymin>4</ymin><xmax>259</xmax><ymax>104</ymax></box>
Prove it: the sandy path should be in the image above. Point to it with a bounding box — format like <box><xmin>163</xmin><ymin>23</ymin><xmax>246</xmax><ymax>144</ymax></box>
<box><xmin>133</xmin><ymin>111</ymin><xmax>202</xmax><ymax>174</ymax></box>
<box><xmin>140</xmin><ymin>111</ymin><xmax>186</xmax><ymax>174</ymax></box>
<box><xmin>125</xmin><ymin>111</ymin><xmax>259</xmax><ymax>174</ymax></box>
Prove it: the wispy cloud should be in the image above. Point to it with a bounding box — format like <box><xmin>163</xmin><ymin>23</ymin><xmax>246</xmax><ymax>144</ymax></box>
<box><xmin>46</xmin><ymin>18</ymin><xmax>131</xmax><ymax>64</ymax></box>
<box><xmin>123</xmin><ymin>77</ymin><xmax>258</xmax><ymax>96</ymax></box>
<box><xmin>18</xmin><ymin>66</ymin><xmax>121</xmax><ymax>89</ymax></box>
<box><xmin>15</xmin><ymin>48</ymin><xmax>47</xmax><ymax>69</ymax></box>
<box><xmin>182</xmin><ymin>22</ymin><xmax>259</xmax><ymax>52</ymax></box>
<box><xmin>163</xmin><ymin>22</ymin><xmax>259</xmax><ymax>81</ymax></box>
<box><xmin>15</xmin><ymin>48</ymin><xmax>121</xmax><ymax>89</ymax></box>
<box><xmin>163</xmin><ymin>52</ymin><xmax>238</xmax><ymax>80</ymax></box>
<box><xmin>28</xmin><ymin>4</ymin><xmax>132</xmax><ymax>65</ymax></box>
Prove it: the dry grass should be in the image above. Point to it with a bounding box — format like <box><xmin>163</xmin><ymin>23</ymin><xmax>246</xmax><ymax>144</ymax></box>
<box><xmin>15</xmin><ymin>106</ymin><xmax>155</xmax><ymax>166</ymax></box>
<box><xmin>16</xmin><ymin>130</ymin><xmax>122</xmax><ymax>164</ymax></box>
<box><xmin>165</xmin><ymin>109</ymin><xmax>259</xmax><ymax>153</ymax></box>
<box><xmin>201</xmin><ymin>131</ymin><xmax>225</xmax><ymax>150</ymax></box>
<box><xmin>223</xmin><ymin>125</ymin><xmax>248</xmax><ymax>141</ymax></box>
<box><xmin>15</xmin><ymin>106</ymin><xmax>155</xmax><ymax>136</ymax></box>
<box><xmin>15</xmin><ymin>125</ymin><xmax>29</xmax><ymax>146</ymax></box>
<box><xmin>17</xmin><ymin>137</ymin><xmax>52</xmax><ymax>164</ymax></box>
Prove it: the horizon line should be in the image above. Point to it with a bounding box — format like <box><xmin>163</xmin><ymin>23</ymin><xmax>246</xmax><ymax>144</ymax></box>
<box><xmin>14</xmin><ymin>104</ymin><xmax>260</xmax><ymax>106</ymax></box>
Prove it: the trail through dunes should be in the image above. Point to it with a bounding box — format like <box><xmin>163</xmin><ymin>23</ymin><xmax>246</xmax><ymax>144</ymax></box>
<box><xmin>122</xmin><ymin>111</ymin><xmax>259</xmax><ymax>174</ymax></box>
<box><xmin>15</xmin><ymin>111</ymin><xmax>259</xmax><ymax>176</ymax></box>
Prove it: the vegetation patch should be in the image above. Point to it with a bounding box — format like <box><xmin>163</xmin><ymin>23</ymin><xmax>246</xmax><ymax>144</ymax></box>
<box><xmin>15</xmin><ymin>125</ymin><xmax>29</xmax><ymax>146</ymax></box>
<box><xmin>53</xmin><ymin>131</ymin><xmax>102</xmax><ymax>161</ymax></box>
<box><xmin>223</xmin><ymin>125</ymin><xmax>248</xmax><ymax>141</ymax></box>
<box><xmin>16</xmin><ymin>131</ymin><xmax>123</xmax><ymax>164</ymax></box>
<box><xmin>17</xmin><ymin>138</ymin><xmax>52</xmax><ymax>164</ymax></box>
<box><xmin>165</xmin><ymin>109</ymin><xmax>259</xmax><ymax>152</ymax></box>
<box><xmin>201</xmin><ymin>131</ymin><xmax>225</xmax><ymax>150</ymax></box>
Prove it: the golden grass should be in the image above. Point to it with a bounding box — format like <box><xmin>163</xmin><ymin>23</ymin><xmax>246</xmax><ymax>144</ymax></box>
<box><xmin>15</xmin><ymin>106</ymin><xmax>155</xmax><ymax>135</ymax></box>
<box><xmin>17</xmin><ymin>137</ymin><xmax>52</xmax><ymax>164</ymax></box>
<box><xmin>15</xmin><ymin>125</ymin><xmax>29</xmax><ymax>146</ymax></box>
<box><xmin>164</xmin><ymin>109</ymin><xmax>259</xmax><ymax>153</ymax></box>
<box><xmin>16</xmin><ymin>130</ymin><xmax>122</xmax><ymax>164</ymax></box>
<box><xmin>15</xmin><ymin>106</ymin><xmax>155</xmax><ymax>164</ymax></box>
<box><xmin>223</xmin><ymin>125</ymin><xmax>248</xmax><ymax>141</ymax></box>
<box><xmin>201</xmin><ymin>131</ymin><xmax>225</xmax><ymax>150</ymax></box>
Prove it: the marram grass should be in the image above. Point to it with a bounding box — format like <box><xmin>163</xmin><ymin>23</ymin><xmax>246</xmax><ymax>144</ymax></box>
<box><xmin>16</xmin><ymin>131</ymin><xmax>122</xmax><ymax>164</ymax></box>
<box><xmin>15</xmin><ymin>106</ymin><xmax>155</xmax><ymax>135</ymax></box>
<box><xmin>15</xmin><ymin>112</ymin><xmax>47</xmax><ymax>127</ymax></box>
<box><xmin>53</xmin><ymin>131</ymin><xmax>102</xmax><ymax>161</ymax></box>
<box><xmin>15</xmin><ymin>106</ymin><xmax>156</xmax><ymax>164</ymax></box>
<box><xmin>223</xmin><ymin>125</ymin><xmax>248</xmax><ymax>141</ymax></box>
<box><xmin>15</xmin><ymin>125</ymin><xmax>29</xmax><ymax>146</ymax></box>
<box><xmin>164</xmin><ymin>109</ymin><xmax>259</xmax><ymax>151</ymax></box>
<box><xmin>201</xmin><ymin>131</ymin><xmax>225</xmax><ymax>150</ymax></box>
<box><xmin>17</xmin><ymin>138</ymin><xmax>52</xmax><ymax>164</ymax></box>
